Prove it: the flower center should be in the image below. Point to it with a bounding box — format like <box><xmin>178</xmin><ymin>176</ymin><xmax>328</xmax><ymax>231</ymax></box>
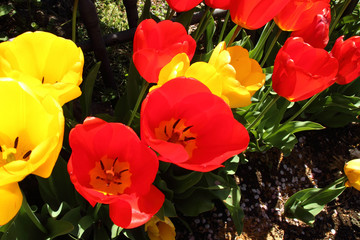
<box><xmin>0</xmin><ymin>137</ymin><xmax>32</xmax><ymax>167</ymax></box>
<box><xmin>155</xmin><ymin>118</ymin><xmax>197</xmax><ymax>157</ymax></box>
<box><xmin>89</xmin><ymin>157</ymin><xmax>131</xmax><ymax>195</ymax></box>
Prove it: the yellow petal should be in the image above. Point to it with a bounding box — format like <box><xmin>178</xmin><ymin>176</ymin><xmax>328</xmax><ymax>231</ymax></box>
<box><xmin>208</xmin><ymin>41</ymin><xmax>226</xmax><ymax>66</ymax></box>
<box><xmin>344</xmin><ymin>159</ymin><xmax>360</xmax><ymax>191</ymax></box>
<box><xmin>0</xmin><ymin>183</ymin><xmax>23</xmax><ymax>225</ymax></box>
<box><xmin>185</xmin><ymin>62</ymin><xmax>223</xmax><ymax>95</ymax></box>
<box><xmin>0</xmin><ymin>78</ymin><xmax>64</xmax><ymax>185</ymax></box>
<box><xmin>0</xmin><ymin>31</ymin><xmax>84</xmax><ymax>105</ymax></box>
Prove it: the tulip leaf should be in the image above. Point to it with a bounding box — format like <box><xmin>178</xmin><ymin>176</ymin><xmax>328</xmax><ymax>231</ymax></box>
<box><xmin>80</xmin><ymin>61</ymin><xmax>101</xmax><ymax>118</ymax></box>
<box><xmin>223</xmin><ymin>186</ymin><xmax>244</xmax><ymax>234</ymax></box>
<box><xmin>46</xmin><ymin>218</ymin><xmax>74</xmax><ymax>239</ymax></box>
<box><xmin>223</xmin><ymin>155</ymin><xmax>240</xmax><ymax>175</ymax></box>
<box><xmin>168</xmin><ymin>170</ymin><xmax>203</xmax><ymax>194</ymax></box>
<box><xmin>0</xmin><ymin>5</ymin><xmax>12</xmax><ymax>17</ymax></box>
<box><xmin>175</xmin><ymin>8</ymin><xmax>196</xmax><ymax>30</ymax></box>
<box><xmin>175</xmin><ymin>189</ymin><xmax>215</xmax><ymax>216</ymax></box>
<box><xmin>284</xmin><ymin>177</ymin><xmax>347</xmax><ymax>226</ymax></box>
<box><xmin>205</xmin><ymin>15</ymin><xmax>215</xmax><ymax>52</ymax></box>
<box><xmin>111</xmin><ymin>224</ymin><xmax>123</xmax><ymax>239</ymax></box>
<box><xmin>78</xmin><ymin>215</ymin><xmax>94</xmax><ymax>238</ymax></box>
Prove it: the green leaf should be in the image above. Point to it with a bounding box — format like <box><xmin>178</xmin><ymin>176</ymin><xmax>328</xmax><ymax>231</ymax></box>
<box><xmin>78</xmin><ymin>215</ymin><xmax>94</xmax><ymax>238</ymax></box>
<box><xmin>223</xmin><ymin>155</ymin><xmax>240</xmax><ymax>175</ymax></box>
<box><xmin>168</xmin><ymin>170</ymin><xmax>203</xmax><ymax>194</ymax></box>
<box><xmin>205</xmin><ymin>15</ymin><xmax>215</xmax><ymax>52</ymax></box>
<box><xmin>80</xmin><ymin>61</ymin><xmax>101</xmax><ymax>118</ymax></box>
<box><xmin>0</xmin><ymin>5</ymin><xmax>13</xmax><ymax>17</ymax></box>
<box><xmin>111</xmin><ymin>224</ymin><xmax>123</xmax><ymax>239</ymax></box>
<box><xmin>223</xmin><ymin>186</ymin><xmax>244</xmax><ymax>234</ymax></box>
<box><xmin>175</xmin><ymin>8</ymin><xmax>196</xmax><ymax>30</ymax></box>
<box><xmin>284</xmin><ymin>177</ymin><xmax>347</xmax><ymax>226</ymax></box>
<box><xmin>46</xmin><ymin>218</ymin><xmax>74</xmax><ymax>239</ymax></box>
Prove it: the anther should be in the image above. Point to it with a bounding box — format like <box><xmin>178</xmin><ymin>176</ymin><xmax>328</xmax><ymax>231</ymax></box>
<box><xmin>184</xmin><ymin>137</ymin><xmax>196</xmax><ymax>141</ymax></box>
<box><xmin>112</xmin><ymin>157</ymin><xmax>118</xmax><ymax>167</ymax></box>
<box><xmin>182</xmin><ymin>125</ymin><xmax>193</xmax><ymax>132</ymax></box>
<box><xmin>164</xmin><ymin>126</ymin><xmax>168</xmax><ymax>137</ymax></box>
<box><xmin>42</xmin><ymin>77</ymin><xmax>44</xmax><ymax>84</ymax></box>
<box><xmin>22</xmin><ymin>150</ymin><xmax>32</xmax><ymax>159</ymax></box>
<box><xmin>14</xmin><ymin>137</ymin><xmax>19</xmax><ymax>148</ymax></box>
<box><xmin>173</xmin><ymin>119</ymin><xmax>181</xmax><ymax>129</ymax></box>
<box><xmin>100</xmin><ymin>160</ymin><xmax>105</xmax><ymax>170</ymax></box>
<box><xmin>0</xmin><ymin>146</ymin><xmax>2</xmax><ymax>152</ymax></box>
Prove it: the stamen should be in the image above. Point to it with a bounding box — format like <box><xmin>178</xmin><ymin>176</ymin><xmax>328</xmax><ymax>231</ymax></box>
<box><xmin>100</xmin><ymin>160</ymin><xmax>105</xmax><ymax>170</ymax></box>
<box><xmin>172</xmin><ymin>119</ymin><xmax>181</xmax><ymax>129</ymax></box>
<box><xmin>22</xmin><ymin>150</ymin><xmax>32</xmax><ymax>159</ymax></box>
<box><xmin>0</xmin><ymin>146</ymin><xmax>2</xmax><ymax>152</ymax></box>
<box><xmin>164</xmin><ymin>126</ymin><xmax>168</xmax><ymax>137</ymax></box>
<box><xmin>184</xmin><ymin>137</ymin><xmax>196</xmax><ymax>141</ymax></box>
<box><xmin>14</xmin><ymin>137</ymin><xmax>19</xmax><ymax>148</ymax></box>
<box><xmin>42</xmin><ymin>77</ymin><xmax>44</xmax><ymax>84</ymax></box>
<box><xmin>118</xmin><ymin>169</ymin><xmax>129</xmax><ymax>174</ymax></box>
<box><xmin>182</xmin><ymin>125</ymin><xmax>193</xmax><ymax>132</ymax></box>
<box><xmin>114</xmin><ymin>181</ymin><xmax>122</xmax><ymax>185</ymax></box>
<box><xmin>112</xmin><ymin>157</ymin><xmax>118</xmax><ymax>167</ymax></box>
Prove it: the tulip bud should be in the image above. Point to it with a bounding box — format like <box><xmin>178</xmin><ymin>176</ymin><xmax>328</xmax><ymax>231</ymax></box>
<box><xmin>145</xmin><ymin>216</ymin><xmax>176</xmax><ymax>240</ymax></box>
<box><xmin>344</xmin><ymin>159</ymin><xmax>360</xmax><ymax>191</ymax></box>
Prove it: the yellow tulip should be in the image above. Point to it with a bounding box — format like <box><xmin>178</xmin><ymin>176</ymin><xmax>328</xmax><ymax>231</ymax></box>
<box><xmin>0</xmin><ymin>78</ymin><xmax>64</xmax><ymax>224</ymax></box>
<box><xmin>145</xmin><ymin>216</ymin><xmax>176</xmax><ymax>240</ymax></box>
<box><xmin>154</xmin><ymin>42</ymin><xmax>265</xmax><ymax>108</ymax></box>
<box><xmin>0</xmin><ymin>183</ymin><xmax>22</xmax><ymax>225</ymax></box>
<box><xmin>344</xmin><ymin>159</ymin><xmax>360</xmax><ymax>191</ymax></box>
<box><xmin>0</xmin><ymin>31</ymin><xmax>84</xmax><ymax>105</ymax></box>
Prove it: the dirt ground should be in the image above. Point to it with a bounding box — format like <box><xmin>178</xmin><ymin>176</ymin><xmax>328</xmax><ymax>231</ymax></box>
<box><xmin>175</xmin><ymin>123</ymin><xmax>360</xmax><ymax>240</ymax></box>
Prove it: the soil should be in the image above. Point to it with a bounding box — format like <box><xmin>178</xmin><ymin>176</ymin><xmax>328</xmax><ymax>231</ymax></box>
<box><xmin>175</xmin><ymin>123</ymin><xmax>360</xmax><ymax>240</ymax></box>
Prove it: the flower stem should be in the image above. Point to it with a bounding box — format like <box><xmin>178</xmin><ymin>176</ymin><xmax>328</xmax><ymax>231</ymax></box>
<box><xmin>260</xmin><ymin>27</ymin><xmax>282</xmax><ymax>67</ymax></box>
<box><xmin>252</xmin><ymin>86</ymin><xmax>273</xmax><ymax>112</ymax></box>
<box><xmin>93</xmin><ymin>203</ymin><xmax>102</xmax><ymax>219</ymax></box>
<box><xmin>246</xmin><ymin>95</ymin><xmax>281</xmax><ymax>130</ymax></box>
<box><xmin>329</xmin><ymin>0</ymin><xmax>352</xmax><ymax>36</ymax></box>
<box><xmin>194</xmin><ymin>6</ymin><xmax>213</xmax><ymax>42</ymax></box>
<box><xmin>166</xmin><ymin>8</ymin><xmax>176</xmax><ymax>20</ymax></box>
<box><xmin>283</xmin><ymin>92</ymin><xmax>320</xmax><ymax>124</ymax></box>
<box><xmin>227</xmin><ymin>25</ymin><xmax>242</xmax><ymax>47</ymax></box>
<box><xmin>22</xmin><ymin>196</ymin><xmax>47</xmax><ymax>234</ymax></box>
<box><xmin>249</xmin><ymin>21</ymin><xmax>275</xmax><ymax>61</ymax></box>
<box><xmin>127</xmin><ymin>81</ymin><xmax>149</xmax><ymax>126</ymax></box>
<box><xmin>218</xmin><ymin>11</ymin><xmax>230</xmax><ymax>44</ymax></box>
<box><xmin>72</xmin><ymin>0</ymin><xmax>79</xmax><ymax>42</ymax></box>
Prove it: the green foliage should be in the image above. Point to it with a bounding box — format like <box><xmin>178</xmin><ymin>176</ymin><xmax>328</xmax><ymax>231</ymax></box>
<box><xmin>284</xmin><ymin>177</ymin><xmax>347</xmax><ymax>226</ymax></box>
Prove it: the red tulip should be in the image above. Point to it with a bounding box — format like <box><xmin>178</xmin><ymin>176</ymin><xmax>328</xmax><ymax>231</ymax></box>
<box><xmin>272</xmin><ymin>37</ymin><xmax>338</xmax><ymax>102</ymax></box>
<box><xmin>291</xmin><ymin>7</ymin><xmax>331</xmax><ymax>48</ymax></box>
<box><xmin>140</xmin><ymin>77</ymin><xmax>249</xmax><ymax>172</ymax></box>
<box><xmin>204</xmin><ymin>0</ymin><xmax>231</xmax><ymax>10</ymax></box>
<box><xmin>274</xmin><ymin>0</ymin><xmax>329</xmax><ymax>31</ymax></box>
<box><xmin>331</xmin><ymin>36</ymin><xmax>360</xmax><ymax>85</ymax></box>
<box><xmin>165</xmin><ymin>0</ymin><xmax>202</xmax><ymax>12</ymax></box>
<box><xmin>133</xmin><ymin>19</ymin><xmax>196</xmax><ymax>83</ymax></box>
<box><xmin>229</xmin><ymin>0</ymin><xmax>291</xmax><ymax>30</ymax></box>
<box><xmin>67</xmin><ymin>117</ymin><xmax>164</xmax><ymax>229</ymax></box>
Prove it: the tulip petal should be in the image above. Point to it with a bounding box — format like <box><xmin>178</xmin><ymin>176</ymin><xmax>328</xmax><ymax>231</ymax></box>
<box><xmin>0</xmin><ymin>183</ymin><xmax>23</xmax><ymax>225</ymax></box>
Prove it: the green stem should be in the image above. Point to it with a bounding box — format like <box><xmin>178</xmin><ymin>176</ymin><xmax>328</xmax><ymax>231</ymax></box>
<box><xmin>246</xmin><ymin>95</ymin><xmax>280</xmax><ymax>130</ymax></box>
<box><xmin>252</xmin><ymin>86</ymin><xmax>273</xmax><ymax>112</ymax></box>
<box><xmin>218</xmin><ymin>11</ymin><xmax>230</xmax><ymax>44</ymax></box>
<box><xmin>193</xmin><ymin>6</ymin><xmax>212</xmax><ymax>41</ymax></box>
<box><xmin>93</xmin><ymin>203</ymin><xmax>102</xmax><ymax>219</ymax></box>
<box><xmin>22</xmin><ymin>197</ymin><xmax>47</xmax><ymax>233</ymax></box>
<box><xmin>329</xmin><ymin>0</ymin><xmax>352</xmax><ymax>36</ymax></box>
<box><xmin>260</xmin><ymin>27</ymin><xmax>282</xmax><ymax>67</ymax></box>
<box><xmin>166</xmin><ymin>9</ymin><xmax>176</xmax><ymax>20</ymax></box>
<box><xmin>227</xmin><ymin>25</ymin><xmax>242</xmax><ymax>47</ymax></box>
<box><xmin>249</xmin><ymin>21</ymin><xmax>275</xmax><ymax>61</ymax></box>
<box><xmin>127</xmin><ymin>81</ymin><xmax>149</xmax><ymax>126</ymax></box>
<box><xmin>284</xmin><ymin>92</ymin><xmax>320</xmax><ymax>124</ymax></box>
<box><xmin>72</xmin><ymin>0</ymin><xmax>79</xmax><ymax>42</ymax></box>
